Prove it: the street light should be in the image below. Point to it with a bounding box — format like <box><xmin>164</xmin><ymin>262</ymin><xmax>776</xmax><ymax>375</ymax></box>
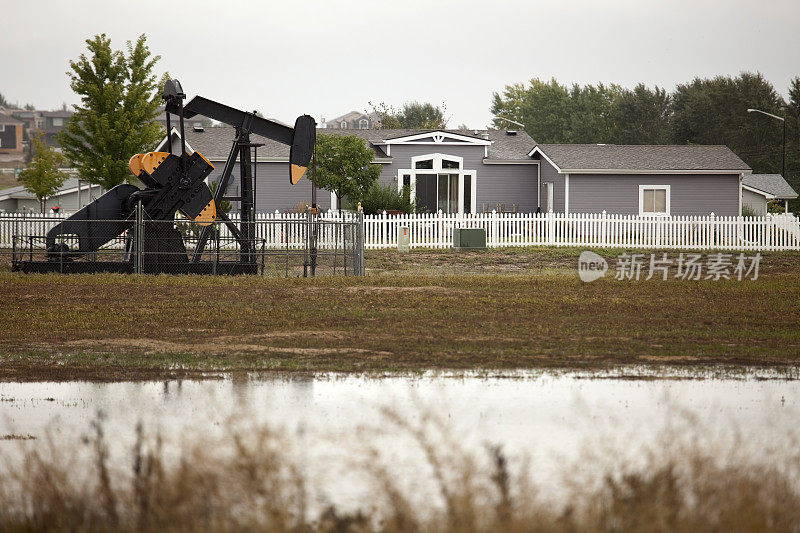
<box><xmin>747</xmin><ymin>108</ymin><xmax>786</xmax><ymax>178</ymax></box>
<box><xmin>494</xmin><ymin>116</ymin><xmax>525</xmax><ymax>130</ymax></box>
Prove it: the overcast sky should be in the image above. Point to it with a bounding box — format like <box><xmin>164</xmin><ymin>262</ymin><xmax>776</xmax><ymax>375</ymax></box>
<box><xmin>2</xmin><ymin>0</ymin><xmax>799</xmax><ymax>128</ymax></box>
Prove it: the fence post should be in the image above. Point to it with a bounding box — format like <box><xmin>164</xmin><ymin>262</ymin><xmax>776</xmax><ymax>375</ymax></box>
<box><xmin>134</xmin><ymin>200</ymin><xmax>144</xmax><ymax>274</ymax></box>
<box><xmin>358</xmin><ymin>210</ymin><xmax>365</xmax><ymax>275</ymax></box>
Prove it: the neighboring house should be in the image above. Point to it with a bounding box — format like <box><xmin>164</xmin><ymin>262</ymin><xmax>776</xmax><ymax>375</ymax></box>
<box><xmin>0</xmin><ymin>113</ymin><xmax>24</xmax><ymax>154</ymax></box>
<box><xmin>0</xmin><ymin>176</ymin><xmax>102</xmax><ymax>212</ymax></box>
<box><xmin>530</xmin><ymin>144</ymin><xmax>751</xmax><ymax>217</ymax></box>
<box><xmin>39</xmin><ymin>110</ymin><xmax>73</xmax><ymax>149</ymax></box>
<box><xmin>7</xmin><ymin>109</ymin><xmax>43</xmax><ymax>143</ymax></box>
<box><xmin>321</xmin><ymin>111</ymin><xmax>375</xmax><ymax>130</ymax></box>
<box><xmin>741</xmin><ymin>174</ymin><xmax>797</xmax><ymax>214</ymax></box>
<box><xmin>155</xmin><ymin>126</ymin><xmax>754</xmax><ymax>217</ymax></box>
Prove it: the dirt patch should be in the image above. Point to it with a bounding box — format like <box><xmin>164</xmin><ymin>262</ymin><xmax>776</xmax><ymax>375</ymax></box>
<box><xmin>61</xmin><ymin>337</ymin><xmax>392</xmax><ymax>357</ymax></box>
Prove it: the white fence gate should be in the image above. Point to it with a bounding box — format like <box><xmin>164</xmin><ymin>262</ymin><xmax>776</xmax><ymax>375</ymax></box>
<box><xmin>2</xmin><ymin>211</ymin><xmax>800</xmax><ymax>251</ymax></box>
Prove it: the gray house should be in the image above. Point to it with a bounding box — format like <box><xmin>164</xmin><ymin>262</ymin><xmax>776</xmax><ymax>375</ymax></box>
<box><xmin>741</xmin><ymin>174</ymin><xmax>797</xmax><ymax>215</ymax></box>
<box><xmin>158</xmin><ymin>127</ymin><xmax>753</xmax><ymax>217</ymax></box>
<box><xmin>0</xmin><ymin>177</ymin><xmax>103</xmax><ymax>212</ymax></box>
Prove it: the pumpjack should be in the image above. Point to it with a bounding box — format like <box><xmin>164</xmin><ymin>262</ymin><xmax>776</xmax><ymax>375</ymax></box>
<box><xmin>15</xmin><ymin>79</ymin><xmax>316</xmax><ymax>274</ymax></box>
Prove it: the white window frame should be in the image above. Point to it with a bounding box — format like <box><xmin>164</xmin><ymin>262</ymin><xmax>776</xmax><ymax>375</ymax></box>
<box><xmin>358</xmin><ymin>118</ymin><xmax>368</xmax><ymax>129</ymax></box>
<box><xmin>396</xmin><ymin>153</ymin><xmax>476</xmax><ymax>214</ymax></box>
<box><xmin>52</xmin><ymin>117</ymin><xmax>64</xmax><ymax>127</ymax></box>
<box><xmin>340</xmin><ymin>121</ymin><xmax>348</xmax><ymax>129</ymax></box>
<box><xmin>639</xmin><ymin>185</ymin><xmax>671</xmax><ymax>217</ymax></box>
<box><xmin>0</xmin><ymin>124</ymin><xmax>5</xmax><ymax>132</ymax></box>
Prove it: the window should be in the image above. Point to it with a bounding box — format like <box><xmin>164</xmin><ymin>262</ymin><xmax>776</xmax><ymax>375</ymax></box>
<box><xmin>0</xmin><ymin>124</ymin><xmax>5</xmax><ymax>132</ymax></box>
<box><xmin>398</xmin><ymin>153</ymin><xmax>475</xmax><ymax>215</ymax></box>
<box><xmin>639</xmin><ymin>185</ymin><xmax>670</xmax><ymax>216</ymax></box>
<box><xmin>340</xmin><ymin>121</ymin><xmax>348</xmax><ymax>129</ymax></box>
<box><xmin>358</xmin><ymin>118</ymin><xmax>369</xmax><ymax>129</ymax></box>
<box><xmin>52</xmin><ymin>117</ymin><xmax>64</xmax><ymax>127</ymax></box>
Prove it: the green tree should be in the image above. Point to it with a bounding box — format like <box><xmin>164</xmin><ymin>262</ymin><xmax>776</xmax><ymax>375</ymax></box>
<box><xmin>491</xmin><ymin>78</ymin><xmax>572</xmax><ymax>143</ymax></box>
<box><xmin>609</xmin><ymin>84</ymin><xmax>672</xmax><ymax>144</ymax></box>
<box><xmin>59</xmin><ymin>33</ymin><xmax>164</xmax><ymax>190</ymax></box>
<box><xmin>18</xmin><ymin>134</ymin><xmax>69</xmax><ymax>213</ymax></box>
<box><xmin>785</xmin><ymin>77</ymin><xmax>800</xmax><ymax>212</ymax></box>
<box><xmin>370</xmin><ymin>101</ymin><xmax>447</xmax><ymax>129</ymax></box>
<box><xmin>315</xmin><ymin>133</ymin><xmax>381</xmax><ymax>208</ymax></box>
<box><xmin>672</xmin><ymin>72</ymin><xmax>785</xmax><ymax>174</ymax></box>
<box><xmin>0</xmin><ymin>92</ymin><xmax>9</xmax><ymax>108</ymax></box>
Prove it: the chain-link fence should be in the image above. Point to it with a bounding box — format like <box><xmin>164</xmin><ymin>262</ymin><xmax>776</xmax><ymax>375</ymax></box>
<box><xmin>2</xmin><ymin>210</ymin><xmax>364</xmax><ymax>277</ymax></box>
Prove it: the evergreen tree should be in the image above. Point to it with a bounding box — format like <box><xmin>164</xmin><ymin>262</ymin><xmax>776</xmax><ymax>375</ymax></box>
<box><xmin>18</xmin><ymin>134</ymin><xmax>69</xmax><ymax>213</ymax></box>
<box><xmin>59</xmin><ymin>34</ymin><xmax>164</xmax><ymax>189</ymax></box>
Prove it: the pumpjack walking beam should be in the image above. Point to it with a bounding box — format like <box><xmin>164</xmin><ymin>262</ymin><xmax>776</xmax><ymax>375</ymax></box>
<box><xmin>181</xmin><ymin>95</ymin><xmax>316</xmax><ymax>264</ymax></box>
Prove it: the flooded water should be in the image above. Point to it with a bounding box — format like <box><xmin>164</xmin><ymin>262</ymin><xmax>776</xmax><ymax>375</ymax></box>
<box><xmin>1</xmin><ymin>369</ymin><xmax>799</xmax><ymax>510</ymax></box>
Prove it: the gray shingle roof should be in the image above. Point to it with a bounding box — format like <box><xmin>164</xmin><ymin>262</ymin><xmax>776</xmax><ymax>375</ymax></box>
<box><xmin>178</xmin><ymin>127</ymin><xmax>535</xmax><ymax>161</ymax></box>
<box><xmin>743</xmin><ymin>174</ymin><xmax>798</xmax><ymax>199</ymax></box>
<box><xmin>0</xmin><ymin>112</ymin><xmax>23</xmax><ymax>125</ymax></box>
<box><xmin>0</xmin><ymin>177</ymin><xmax>84</xmax><ymax>200</ymax></box>
<box><xmin>535</xmin><ymin>144</ymin><xmax>751</xmax><ymax>172</ymax></box>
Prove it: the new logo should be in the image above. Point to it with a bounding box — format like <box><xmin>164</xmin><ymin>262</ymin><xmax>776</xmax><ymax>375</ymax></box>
<box><xmin>578</xmin><ymin>251</ymin><xmax>608</xmax><ymax>282</ymax></box>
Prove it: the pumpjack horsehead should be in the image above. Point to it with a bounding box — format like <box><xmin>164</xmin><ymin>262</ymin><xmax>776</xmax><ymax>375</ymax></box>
<box><xmin>35</xmin><ymin>79</ymin><xmax>316</xmax><ymax>274</ymax></box>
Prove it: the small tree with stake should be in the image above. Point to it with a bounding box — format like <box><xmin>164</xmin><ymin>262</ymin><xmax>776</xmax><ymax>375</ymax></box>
<box><xmin>18</xmin><ymin>134</ymin><xmax>69</xmax><ymax>213</ymax></box>
<box><xmin>314</xmin><ymin>133</ymin><xmax>381</xmax><ymax>209</ymax></box>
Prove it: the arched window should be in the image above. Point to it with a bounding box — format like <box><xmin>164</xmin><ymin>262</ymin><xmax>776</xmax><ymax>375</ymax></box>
<box><xmin>340</xmin><ymin>121</ymin><xmax>348</xmax><ymax>129</ymax></box>
<box><xmin>359</xmin><ymin>118</ymin><xmax>369</xmax><ymax>129</ymax></box>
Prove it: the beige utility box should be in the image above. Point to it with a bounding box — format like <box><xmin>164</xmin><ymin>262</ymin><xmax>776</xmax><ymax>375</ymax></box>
<box><xmin>398</xmin><ymin>226</ymin><xmax>410</xmax><ymax>253</ymax></box>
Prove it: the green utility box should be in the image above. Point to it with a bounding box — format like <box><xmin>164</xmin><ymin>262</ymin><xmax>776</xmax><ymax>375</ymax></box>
<box><xmin>453</xmin><ymin>228</ymin><xmax>487</xmax><ymax>250</ymax></box>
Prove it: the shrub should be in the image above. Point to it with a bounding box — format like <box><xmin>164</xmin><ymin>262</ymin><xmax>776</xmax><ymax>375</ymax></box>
<box><xmin>354</xmin><ymin>183</ymin><xmax>414</xmax><ymax>215</ymax></box>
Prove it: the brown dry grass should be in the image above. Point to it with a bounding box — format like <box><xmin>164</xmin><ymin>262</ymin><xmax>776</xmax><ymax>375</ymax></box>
<box><xmin>0</xmin><ymin>415</ymin><xmax>798</xmax><ymax>532</ymax></box>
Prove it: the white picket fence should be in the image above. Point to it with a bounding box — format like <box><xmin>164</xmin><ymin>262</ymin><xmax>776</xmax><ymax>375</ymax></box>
<box><xmin>362</xmin><ymin>211</ymin><xmax>800</xmax><ymax>251</ymax></box>
<box><xmin>2</xmin><ymin>210</ymin><xmax>800</xmax><ymax>251</ymax></box>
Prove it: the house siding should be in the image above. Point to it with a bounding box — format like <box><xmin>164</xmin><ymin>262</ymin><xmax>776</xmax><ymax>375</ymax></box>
<box><xmin>374</xmin><ymin>145</ymin><xmax>540</xmax><ymax>213</ymax></box>
<box><xmin>536</xmin><ymin>156</ymin><xmax>565</xmax><ymax>212</ymax></box>
<box><xmin>206</xmin><ymin>161</ymin><xmax>333</xmax><ymax>213</ymax></box>
<box><xmin>742</xmin><ymin>188</ymin><xmax>767</xmax><ymax>216</ymax></box>
<box><xmin>568</xmin><ymin>174</ymin><xmax>741</xmax><ymax>216</ymax></box>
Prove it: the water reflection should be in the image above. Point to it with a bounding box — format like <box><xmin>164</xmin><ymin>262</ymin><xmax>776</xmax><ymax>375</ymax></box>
<box><xmin>0</xmin><ymin>369</ymin><xmax>798</xmax><ymax>509</ymax></box>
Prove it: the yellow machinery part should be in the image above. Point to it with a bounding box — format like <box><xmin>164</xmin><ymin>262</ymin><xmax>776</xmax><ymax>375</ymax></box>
<box><xmin>290</xmin><ymin>164</ymin><xmax>307</xmax><ymax>185</ymax></box>
<box><xmin>141</xmin><ymin>152</ymin><xmax>170</xmax><ymax>175</ymax></box>
<box><xmin>193</xmin><ymin>199</ymin><xmax>217</xmax><ymax>226</ymax></box>
<box><xmin>128</xmin><ymin>153</ymin><xmax>143</xmax><ymax>176</ymax></box>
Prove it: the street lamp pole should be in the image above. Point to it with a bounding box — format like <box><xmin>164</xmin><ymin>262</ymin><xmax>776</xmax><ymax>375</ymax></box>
<box><xmin>747</xmin><ymin>108</ymin><xmax>786</xmax><ymax>178</ymax></box>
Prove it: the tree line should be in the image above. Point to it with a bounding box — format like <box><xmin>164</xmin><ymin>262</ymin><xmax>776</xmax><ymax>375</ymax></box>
<box><xmin>491</xmin><ymin>73</ymin><xmax>800</xmax><ymax>205</ymax></box>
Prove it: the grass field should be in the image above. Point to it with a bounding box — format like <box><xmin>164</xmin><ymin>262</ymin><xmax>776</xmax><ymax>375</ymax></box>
<box><xmin>0</xmin><ymin>247</ymin><xmax>798</xmax><ymax>380</ymax></box>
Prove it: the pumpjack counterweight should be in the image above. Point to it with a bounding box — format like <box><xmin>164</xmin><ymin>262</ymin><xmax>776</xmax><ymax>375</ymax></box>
<box><xmin>15</xmin><ymin>79</ymin><xmax>316</xmax><ymax>275</ymax></box>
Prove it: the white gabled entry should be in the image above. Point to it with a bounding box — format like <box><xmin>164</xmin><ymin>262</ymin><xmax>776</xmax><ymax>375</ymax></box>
<box><xmin>396</xmin><ymin>153</ymin><xmax>477</xmax><ymax>214</ymax></box>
